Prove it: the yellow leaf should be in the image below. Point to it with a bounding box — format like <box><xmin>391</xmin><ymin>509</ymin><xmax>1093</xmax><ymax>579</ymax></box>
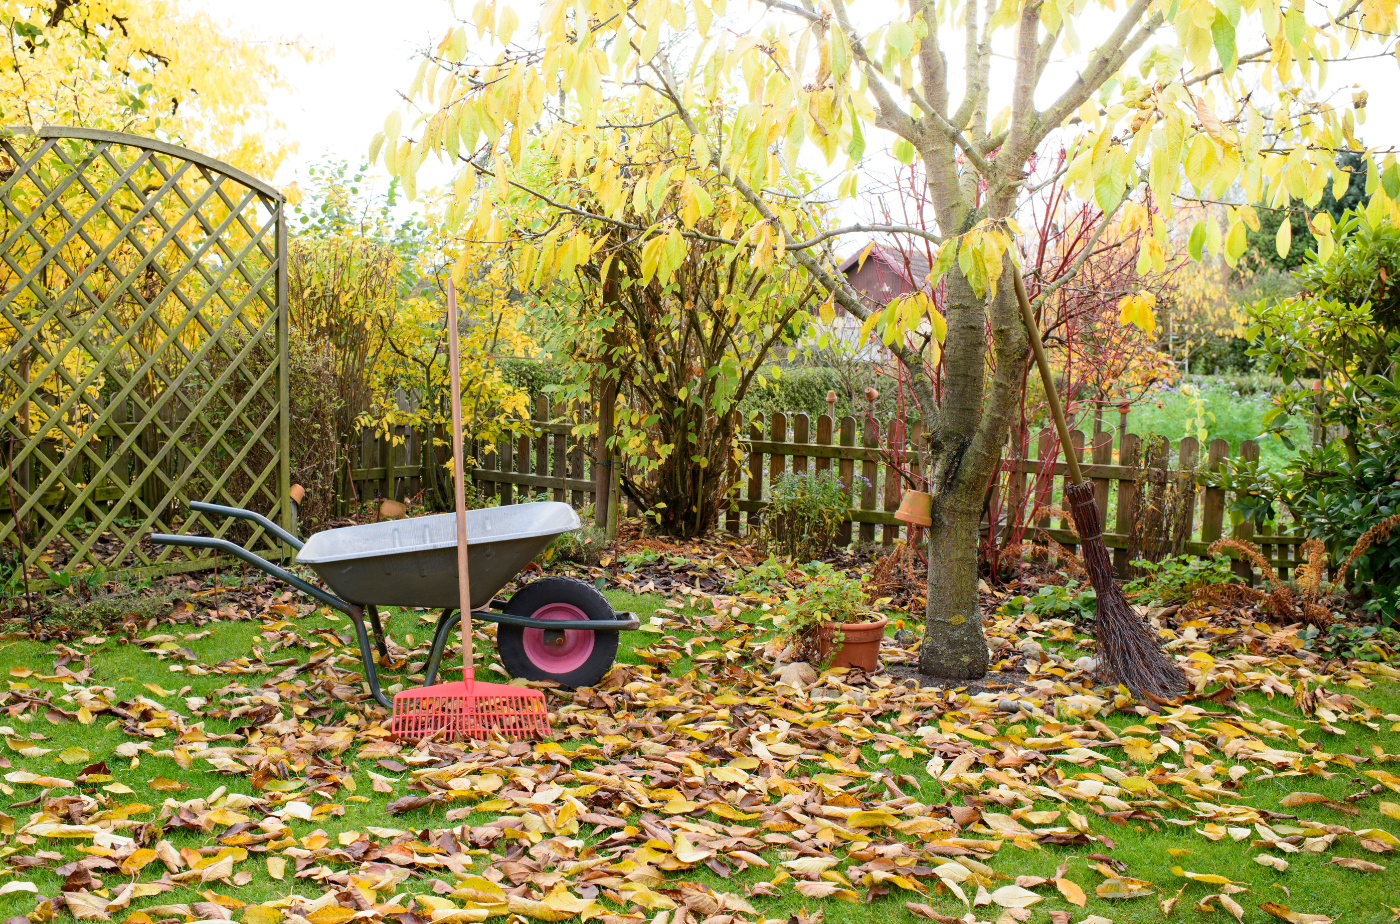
<box><xmin>671</xmin><ymin>832</ymin><xmax>714</xmax><ymax>865</ymax></box>
<box><xmin>847</xmin><ymin>810</ymin><xmax>900</xmax><ymax>828</ymax></box>
<box><xmin>119</xmin><ymin>850</ymin><xmax>158</xmax><ymax>875</ymax></box>
<box><xmin>1056</xmin><ymin>878</ymin><xmax>1086</xmax><ymax>907</ymax></box>
<box><xmin>57</xmin><ymin>747</ymin><xmax>92</xmax><ymax>765</ymax></box>
<box><xmin>1170</xmin><ymin>867</ymin><xmax>1238</xmax><ymax>886</ymax></box>
<box><xmin>244</xmin><ymin>907</ymin><xmax>283</xmax><ymax>924</ymax></box>
<box><xmin>306</xmin><ymin>908</ymin><xmax>357</xmax><ymax>924</ymax></box>
<box><xmin>266</xmin><ymin>857</ymin><xmax>286</xmax><ymax>881</ymax></box>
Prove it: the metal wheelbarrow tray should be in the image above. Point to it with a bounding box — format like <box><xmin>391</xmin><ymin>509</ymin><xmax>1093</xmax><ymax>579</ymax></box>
<box><xmin>152</xmin><ymin>500</ymin><xmax>638</xmax><ymax>709</ymax></box>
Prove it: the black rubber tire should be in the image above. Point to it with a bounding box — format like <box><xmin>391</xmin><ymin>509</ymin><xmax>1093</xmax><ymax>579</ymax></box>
<box><xmin>497</xmin><ymin>577</ymin><xmax>620</xmax><ymax>688</ymax></box>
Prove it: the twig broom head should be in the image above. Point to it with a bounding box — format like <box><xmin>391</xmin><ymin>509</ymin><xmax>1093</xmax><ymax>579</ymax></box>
<box><xmin>1065</xmin><ymin>481</ymin><xmax>1186</xmax><ymax>699</ymax></box>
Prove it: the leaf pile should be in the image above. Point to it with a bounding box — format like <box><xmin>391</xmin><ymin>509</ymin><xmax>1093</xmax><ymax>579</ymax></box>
<box><xmin>0</xmin><ymin>579</ymin><xmax>1397</xmax><ymax>924</ymax></box>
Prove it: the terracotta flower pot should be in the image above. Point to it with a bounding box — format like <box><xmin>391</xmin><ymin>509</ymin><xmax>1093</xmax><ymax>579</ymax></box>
<box><xmin>817</xmin><ymin>616</ymin><xmax>889</xmax><ymax>672</ymax></box>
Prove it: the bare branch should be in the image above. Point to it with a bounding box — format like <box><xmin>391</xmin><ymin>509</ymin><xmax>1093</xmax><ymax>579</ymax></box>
<box><xmin>1039</xmin><ymin>0</ymin><xmax>1162</xmax><ymax>133</ymax></box>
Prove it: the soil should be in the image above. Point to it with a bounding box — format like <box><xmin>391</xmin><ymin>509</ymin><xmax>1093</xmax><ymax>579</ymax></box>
<box><xmin>884</xmin><ymin>662</ymin><xmax>1039</xmax><ymax>697</ymax></box>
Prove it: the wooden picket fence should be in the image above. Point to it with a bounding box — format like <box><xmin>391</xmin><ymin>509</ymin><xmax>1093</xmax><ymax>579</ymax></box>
<box><xmin>343</xmin><ymin>401</ymin><xmax>1309</xmax><ymax>582</ymax></box>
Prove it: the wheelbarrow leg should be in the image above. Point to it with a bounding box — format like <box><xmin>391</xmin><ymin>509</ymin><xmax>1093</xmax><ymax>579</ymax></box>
<box><xmin>366</xmin><ymin>604</ymin><xmax>388</xmax><ymax>660</ymax></box>
<box><xmin>346</xmin><ymin>608</ymin><xmax>393</xmax><ymax>710</ymax></box>
<box><xmin>424</xmin><ymin>607</ymin><xmax>458</xmax><ymax>687</ymax></box>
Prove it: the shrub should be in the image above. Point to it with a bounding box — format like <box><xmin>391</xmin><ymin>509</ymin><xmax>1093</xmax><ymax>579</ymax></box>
<box><xmin>761</xmin><ymin>470</ymin><xmax>855</xmax><ymax>561</ymax></box>
<box><xmin>1281</xmin><ymin>432</ymin><xmax>1400</xmax><ymax>598</ymax></box>
<box><xmin>548</xmin><ymin>521</ymin><xmax>608</xmax><ymax>567</ymax></box>
<box><xmin>1124</xmin><ymin>553</ymin><xmax>1235</xmax><ymax>606</ymax></box>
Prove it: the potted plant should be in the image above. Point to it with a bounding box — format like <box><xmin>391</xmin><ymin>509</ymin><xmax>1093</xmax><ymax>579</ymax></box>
<box><xmin>775</xmin><ymin>563</ymin><xmax>888</xmax><ymax>672</ymax></box>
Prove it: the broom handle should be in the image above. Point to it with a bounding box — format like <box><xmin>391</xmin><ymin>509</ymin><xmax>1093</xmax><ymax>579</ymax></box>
<box><xmin>447</xmin><ymin>281</ymin><xmax>474</xmax><ymax>685</ymax></box>
<box><xmin>1013</xmin><ymin>265</ymin><xmax>1085</xmax><ymax>487</ymax></box>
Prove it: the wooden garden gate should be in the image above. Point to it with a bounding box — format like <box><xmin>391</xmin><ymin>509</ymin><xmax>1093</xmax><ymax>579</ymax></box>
<box><xmin>0</xmin><ymin>127</ymin><xmax>290</xmax><ymax>587</ymax></box>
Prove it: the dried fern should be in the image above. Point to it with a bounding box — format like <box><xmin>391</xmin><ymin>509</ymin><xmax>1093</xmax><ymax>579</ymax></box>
<box><xmin>1038</xmin><ymin>507</ymin><xmax>1079</xmax><ymax>538</ymax></box>
<box><xmin>1335</xmin><ymin>512</ymin><xmax>1400</xmax><ymax>588</ymax></box>
<box><xmin>1207</xmin><ymin>537</ymin><xmax>1279</xmax><ymax>585</ymax></box>
<box><xmin>1295</xmin><ymin>538</ymin><xmax>1328</xmax><ymax>595</ymax></box>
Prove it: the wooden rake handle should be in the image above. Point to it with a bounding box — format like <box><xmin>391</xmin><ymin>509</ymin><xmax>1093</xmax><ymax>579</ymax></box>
<box><xmin>446</xmin><ymin>281</ymin><xmax>474</xmax><ymax>685</ymax></box>
<box><xmin>1012</xmin><ymin>265</ymin><xmax>1085</xmax><ymax>487</ymax></box>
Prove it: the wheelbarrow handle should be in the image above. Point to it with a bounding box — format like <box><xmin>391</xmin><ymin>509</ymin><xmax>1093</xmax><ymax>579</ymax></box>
<box><xmin>150</xmin><ymin>533</ymin><xmax>350</xmax><ymax>614</ymax></box>
<box><xmin>186</xmin><ymin>500</ymin><xmax>304</xmax><ymax>551</ymax></box>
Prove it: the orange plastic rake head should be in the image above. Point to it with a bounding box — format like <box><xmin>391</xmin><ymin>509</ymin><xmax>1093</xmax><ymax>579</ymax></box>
<box><xmin>388</xmin><ymin>280</ymin><xmax>552</xmax><ymax>743</ymax></box>
<box><xmin>389</xmin><ymin>675</ymin><xmax>549</xmax><ymax>741</ymax></box>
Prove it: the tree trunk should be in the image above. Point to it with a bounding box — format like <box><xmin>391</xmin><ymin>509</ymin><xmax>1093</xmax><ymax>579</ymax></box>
<box><xmin>919</xmin><ymin>490</ymin><xmax>988</xmax><ymax>677</ymax></box>
<box><xmin>916</xmin><ymin>260</ymin><xmax>1028</xmax><ymax>679</ymax></box>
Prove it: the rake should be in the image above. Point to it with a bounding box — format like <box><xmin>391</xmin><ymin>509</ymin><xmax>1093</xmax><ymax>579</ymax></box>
<box><xmin>389</xmin><ymin>281</ymin><xmax>552</xmax><ymax>742</ymax></box>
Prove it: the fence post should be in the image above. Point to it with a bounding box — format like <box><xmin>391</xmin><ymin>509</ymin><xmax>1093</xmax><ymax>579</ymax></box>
<box><xmin>747</xmin><ymin>418</ymin><xmax>763</xmax><ymax>537</ymax></box>
<box><xmin>552</xmin><ymin>401</ymin><xmax>567</xmax><ymax>503</ymax></box>
<box><xmin>1113</xmin><ymin>433</ymin><xmax>1141</xmax><ymax>577</ymax></box>
<box><xmin>769</xmin><ymin>412</ymin><xmax>788</xmax><ymax>541</ymax></box>
<box><xmin>883</xmin><ymin>418</ymin><xmax>901</xmax><ymax>547</ymax></box>
<box><xmin>792</xmin><ymin>413</ymin><xmax>809</xmax><ymax>477</ymax></box>
<box><xmin>859</xmin><ymin>415</ymin><xmax>878</xmax><ymax>544</ymax></box>
<box><xmin>1232</xmin><ymin>440</ymin><xmax>1259</xmax><ymax>584</ymax></box>
<box><xmin>1201</xmin><ymin>438</ymin><xmax>1229</xmax><ymax>555</ymax></box>
<box><xmin>568</xmin><ymin>408</ymin><xmax>585</xmax><ymax>509</ymax></box>
<box><xmin>1090</xmin><ymin>430</ymin><xmax>1113</xmax><ymax>524</ymax></box>
<box><xmin>1061</xmin><ymin>430</ymin><xmax>1084</xmax><ymax>558</ymax></box>
<box><xmin>837</xmin><ymin>416</ymin><xmax>855</xmax><ymax>546</ymax></box>
<box><xmin>725</xmin><ymin>411</ymin><xmax>740</xmax><ymax>535</ymax></box>
<box><xmin>1177</xmin><ymin>436</ymin><xmax>1199</xmax><ymax>556</ymax></box>
<box><xmin>815</xmin><ymin>413</ymin><xmax>833</xmax><ymax>478</ymax></box>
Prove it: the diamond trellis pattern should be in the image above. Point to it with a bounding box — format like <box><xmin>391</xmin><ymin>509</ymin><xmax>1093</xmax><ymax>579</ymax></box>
<box><xmin>1</xmin><ymin>127</ymin><xmax>290</xmax><ymax>585</ymax></box>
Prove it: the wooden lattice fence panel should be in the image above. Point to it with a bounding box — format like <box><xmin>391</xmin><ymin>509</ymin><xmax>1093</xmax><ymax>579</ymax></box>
<box><xmin>0</xmin><ymin>127</ymin><xmax>290</xmax><ymax>585</ymax></box>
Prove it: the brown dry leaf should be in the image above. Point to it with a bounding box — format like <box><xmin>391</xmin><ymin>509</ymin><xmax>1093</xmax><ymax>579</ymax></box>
<box><xmin>1329</xmin><ymin>857</ymin><xmax>1385</xmax><ymax>872</ymax></box>
<box><xmin>904</xmin><ymin>903</ymin><xmax>960</xmax><ymax>923</ymax></box>
<box><xmin>1160</xmin><ymin>884</ymin><xmax>1186</xmax><ymax>917</ymax></box>
<box><xmin>1260</xmin><ymin>902</ymin><xmax>1333</xmax><ymax>924</ymax></box>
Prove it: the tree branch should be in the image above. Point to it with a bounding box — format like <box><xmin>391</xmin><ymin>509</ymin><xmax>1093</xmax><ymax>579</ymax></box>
<box><xmin>1039</xmin><ymin>0</ymin><xmax>1162</xmax><ymax>132</ymax></box>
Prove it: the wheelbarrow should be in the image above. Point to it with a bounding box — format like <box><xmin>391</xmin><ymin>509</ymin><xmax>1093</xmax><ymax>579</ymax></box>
<box><xmin>151</xmin><ymin>500</ymin><xmax>637</xmax><ymax>709</ymax></box>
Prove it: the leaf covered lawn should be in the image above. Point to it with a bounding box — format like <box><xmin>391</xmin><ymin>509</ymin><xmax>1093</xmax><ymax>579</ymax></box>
<box><xmin>1</xmin><ymin>579</ymin><xmax>1399</xmax><ymax>924</ymax></box>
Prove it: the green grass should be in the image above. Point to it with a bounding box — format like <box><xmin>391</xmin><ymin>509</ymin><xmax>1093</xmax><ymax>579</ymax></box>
<box><xmin>2</xmin><ymin>582</ymin><xmax>1399</xmax><ymax>924</ymax></box>
<box><xmin>1126</xmin><ymin>376</ymin><xmax>1303</xmax><ymax>473</ymax></box>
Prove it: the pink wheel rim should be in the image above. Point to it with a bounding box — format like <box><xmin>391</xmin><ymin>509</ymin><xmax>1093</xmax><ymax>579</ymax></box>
<box><xmin>522</xmin><ymin>602</ymin><xmax>595</xmax><ymax>674</ymax></box>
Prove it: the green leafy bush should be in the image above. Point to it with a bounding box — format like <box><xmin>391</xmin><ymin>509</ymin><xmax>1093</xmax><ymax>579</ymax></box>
<box><xmin>1124</xmin><ymin>553</ymin><xmax>1235</xmax><ymax>606</ymax></box>
<box><xmin>1281</xmin><ymin>433</ymin><xmax>1400</xmax><ymax>596</ymax></box>
<box><xmin>761</xmin><ymin>470</ymin><xmax>856</xmax><ymax>561</ymax></box>
<box><xmin>1001</xmin><ymin>582</ymin><xmax>1097</xmax><ymax>623</ymax></box>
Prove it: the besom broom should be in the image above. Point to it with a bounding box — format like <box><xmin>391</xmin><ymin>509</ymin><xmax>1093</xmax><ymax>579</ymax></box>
<box><xmin>1013</xmin><ymin>266</ymin><xmax>1186</xmax><ymax>699</ymax></box>
<box><xmin>389</xmin><ymin>281</ymin><xmax>552</xmax><ymax>741</ymax></box>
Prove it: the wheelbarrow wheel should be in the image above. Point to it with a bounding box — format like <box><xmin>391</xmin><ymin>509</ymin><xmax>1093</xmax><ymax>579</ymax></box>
<box><xmin>498</xmin><ymin>576</ymin><xmax>619</xmax><ymax>688</ymax></box>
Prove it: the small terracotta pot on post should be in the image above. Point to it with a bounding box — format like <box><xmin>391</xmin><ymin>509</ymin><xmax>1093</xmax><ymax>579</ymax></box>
<box><xmin>817</xmin><ymin>615</ymin><xmax>889</xmax><ymax>672</ymax></box>
<box><xmin>894</xmin><ymin>490</ymin><xmax>932</xmax><ymax>526</ymax></box>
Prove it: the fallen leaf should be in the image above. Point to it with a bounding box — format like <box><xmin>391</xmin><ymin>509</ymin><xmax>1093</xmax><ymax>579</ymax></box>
<box><xmin>1260</xmin><ymin>902</ymin><xmax>1333</xmax><ymax>924</ymax></box>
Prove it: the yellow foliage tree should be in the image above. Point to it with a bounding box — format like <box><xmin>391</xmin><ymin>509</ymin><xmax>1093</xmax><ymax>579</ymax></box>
<box><xmin>363</xmin><ymin>197</ymin><xmax>534</xmax><ymax>513</ymax></box>
<box><xmin>1</xmin><ymin>0</ymin><xmax>300</xmax><ymax>176</ymax></box>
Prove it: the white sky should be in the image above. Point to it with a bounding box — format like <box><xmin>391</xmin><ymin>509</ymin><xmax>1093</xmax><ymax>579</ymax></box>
<box><xmin>209</xmin><ymin>0</ymin><xmax>1400</xmax><ymax>227</ymax></box>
